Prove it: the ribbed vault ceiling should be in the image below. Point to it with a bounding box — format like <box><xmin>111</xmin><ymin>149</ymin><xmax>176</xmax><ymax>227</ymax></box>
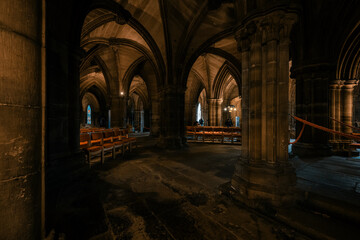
<box><xmin>80</xmin><ymin>0</ymin><xmax>240</xmax><ymax>110</ymax></box>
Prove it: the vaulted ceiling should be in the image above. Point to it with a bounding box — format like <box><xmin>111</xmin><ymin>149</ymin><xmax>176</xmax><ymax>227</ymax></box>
<box><xmin>79</xmin><ymin>0</ymin><xmax>240</xmax><ymax>110</ymax></box>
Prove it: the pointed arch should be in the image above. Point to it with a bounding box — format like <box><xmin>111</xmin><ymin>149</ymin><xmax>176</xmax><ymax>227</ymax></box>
<box><xmin>337</xmin><ymin>21</ymin><xmax>360</xmax><ymax>80</ymax></box>
<box><xmin>212</xmin><ymin>61</ymin><xmax>241</xmax><ymax>99</ymax></box>
<box><xmin>123</xmin><ymin>57</ymin><xmax>148</xmax><ymax>96</ymax></box>
<box><xmin>80</xmin><ymin>0</ymin><xmax>165</xmax><ymax>82</ymax></box>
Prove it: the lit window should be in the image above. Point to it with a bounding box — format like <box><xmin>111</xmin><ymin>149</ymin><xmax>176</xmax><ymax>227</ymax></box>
<box><xmin>197</xmin><ymin>103</ymin><xmax>202</xmax><ymax>121</ymax></box>
<box><xmin>87</xmin><ymin>105</ymin><xmax>91</xmax><ymax>125</ymax></box>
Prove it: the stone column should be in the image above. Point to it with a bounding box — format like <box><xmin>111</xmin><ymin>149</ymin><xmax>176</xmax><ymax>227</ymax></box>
<box><xmin>192</xmin><ymin>103</ymin><xmax>197</xmax><ymax>124</ymax></box>
<box><xmin>329</xmin><ymin>80</ymin><xmax>341</xmax><ymax>151</ymax></box>
<box><xmin>329</xmin><ymin>81</ymin><xmax>340</xmax><ymax>139</ymax></box>
<box><xmin>184</xmin><ymin>102</ymin><xmax>196</xmax><ymax>126</ymax></box>
<box><xmin>0</xmin><ymin>0</ymin><xmax>43</xmax><ymax>239</ymax></box>
<box><xmin>157</xmin><ymin>86</ymin><xmax>185</xmax><ymax>148</ymax></box>
<box><xmin>208</xmin><ymin>98</ymin><xmax>223</xmax><ymax>126</ymax></box>
<box><xmin>342</xmin><ymin>81</ymin><xmax>356</xmax><ymax>134</ymax></box>
<box><xmin>231</xmin><ymin>11</ymin><xmax>297</xmax><ymax>208</ymax></box>
<box><xmin>140</xmin><ymin>110</ymin><xmax>144</xmax><ymax>132</ymax></box>
<box><xmin>341</xmin><ymin>81</ymin><xmax>356</xmax><ymax>151</ymax></box>
<box><xmin>68</xmin><ymin>49</ymin><xmax>82</xmax><ymax>154</ymax></box>
<box><xmin>150</xmin><ymin>95</ymin><xmax>160</xmax><ymax>137</ymax></box>
<box><xmin>110</xmin><ymin>95</ymin><xmax>127</xmax><ymax>128</ymax></box>
<box><xmin>144</xmin><ymin>109</ymin><xmax>150</xmax><ymax>130</ymax></box>
<box><xmin>329</xmin><ymin>80</ymin><xmax>356</xmax><ymax>152</ymax></box>
<box><xmin>134</xmin><ymin>110</ymin><xmax>143</xmax><ymax>132</ymax></box>
<box><xmin>292</xmin><ymin>64</ymin><xmax>334</xmax><ymax>156</ymax></box>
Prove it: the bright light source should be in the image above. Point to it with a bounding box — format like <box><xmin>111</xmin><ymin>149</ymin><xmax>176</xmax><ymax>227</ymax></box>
<box><xmin>224</xmin><ymin>108</ymin><xmax>227</xmax><ymax>111</ymax></box>
<box><xmin>120</xmin><ymin>92</ymin><xmax>124</xmax><ymax>95</ymax></box>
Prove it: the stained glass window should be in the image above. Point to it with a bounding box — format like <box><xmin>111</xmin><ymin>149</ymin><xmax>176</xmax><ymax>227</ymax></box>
<box><xmin>87</xmin><ymin>105</ymin><xmax>91</xmax><ymax>125</ymax></box>
<box><xmin>197</xmin><ymin>103</ymin><xmax>201</xmax><ymax>121</ymax></box>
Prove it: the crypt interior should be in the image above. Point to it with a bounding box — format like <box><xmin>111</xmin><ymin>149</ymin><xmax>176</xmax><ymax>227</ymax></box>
<box><xmin>1</xmin><ymin>0</ymin><xmax>360</xmax><ymax>239</ymax></box>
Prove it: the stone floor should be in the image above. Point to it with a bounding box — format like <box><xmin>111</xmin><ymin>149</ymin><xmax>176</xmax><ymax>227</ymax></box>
<box><xmin>52</xmin><ymin>137</ymin><xmax>360</xmax><ymax>240</ymax></box>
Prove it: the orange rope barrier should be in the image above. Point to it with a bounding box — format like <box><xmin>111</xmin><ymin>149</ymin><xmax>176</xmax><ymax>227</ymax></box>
<box><xmin>291</xmin><ymin>115</ymin><xmax>360</xmax><ymax>141</ymax></box>
<box><xmin>289</xmin><ymin>123</ymin><xmax>305</xmax><ymax>144</ymax></box>
<box><xmin>329</xmin><ymin>117</ymin><xmax>360</xmax><ymax>132</ymax></box>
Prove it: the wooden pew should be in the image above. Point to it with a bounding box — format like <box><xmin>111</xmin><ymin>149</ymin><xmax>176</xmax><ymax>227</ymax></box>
<box><xmin>185</xmin><ymin>126</ymin><xmax>241</xmax><ymax>144</ymax></box>
<box><xmin>80</xmin><ymin>132</ymin><xmax>104</xmax><ymax>166</ymax></box>
<box><xmin>348</xmin><ymin>143</ymin><xmax>360</xmax><ymax>157</ymax></box>
<box><xmin>123</xmin><ymin>129</ymin><xmax>137</xmax><ymax>151</ymax></box>
<box><xmin>114</xmin><ymin>128</ymin><xmax>130</xmax><ymax>153</ymax></box>
<box><xmin>102</xmin><ymin>130</ymin><xmax>116</xmax><ymax>160</ymax></box>
<box><xmin>112</xmin><ymin>128</ymin><xmax>126</xmax><ymax>157</ymax></box>
<box><xmin>186</xmin><ymin>126</ymin><xmax>197</xmax><ymax>140</ymax></box>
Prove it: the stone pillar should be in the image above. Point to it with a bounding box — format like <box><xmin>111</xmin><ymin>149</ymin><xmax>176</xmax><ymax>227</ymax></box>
<box><xmin>68</xmin><ymin>49</ymin><xmax>82</xmax><ymax>154</ymax></box>
<box><xmin>144</xmin><ymin>109</ymin><xmax>150</xmax><ymax>130</ymax></box>
<box><xmin>208</xmin><ymin>98</ymin><xmax>223</xmax><ymax>126</ymax></box>
<box><xmin>340</xmin><ymin>81</ymin><xmax>356</xmax><ymax>151</ymax></box>
<box><xmin>0</xmin><ymin>0</ymin><xmax>43</xmax><ymax>239</ymax></box>
<box><xmin>329</xmin><ymin>81</ymin><xmax>339</xmax><ymax>139</ymax></box>
<box><xmin>329</xmin><ymin>80</ymin><xmax>341</xmax><ymax>150</ymax></box>
<box><xmin>134</xmin><ymin>110</ymin><xmax>143</xmax><ymax>132</ymax></box>
<box><xmin>184</xmin><ymin>102</ymin><xmax>196</xmax><ymax>126</ymax></box>
<box><xmin>289</xmin><ymin>75</ymin><xmax>296</xmax><ymax>138</ymax></box>
<box><xmin>329</xmin><ymin>80</ymin><xmax>356</xmax><ymax>152</ymax></box>
<box><xmin>158</xmin><ymin>86</ymin><xmax>185</xmax><ymax>148</ymax></box>
<box><xmin>110</xmin><ymin>96</ymin><xmax>126</xmax><ymax>128</ymax></box>
<box><xmin>140</xmin><ymin>110</ymin><xmax>144</xmax><ymax>132</ymax></box>
<box><xmin>342</xmin><ymin>81</ymin><xmax>356</xmax><ymax>134</ymax></box>
<box><xmin>150</xmin><ymin>95</ymin><xmax>160</xmax><ymax>137</ymax></box>
<box><xmin>231</xmin><ymin>11</ymin><xmax>297</xmax><ymax>208</ymax></box>
<box><xmin>335</xmin><ymin>83</ymin><xmax>342</xmax><ymax>134</ymax></box>
<box><xmin>292</xmin><ymin>64</ymin><xmax>334</xmax><ymax>156</ymax></box>
<box><xmin>200</xmin><ymin>100</ymin><xmax>209</xmax><ymax>126</ymax></box>
<box><xmin>192</xmin><ymin>103</ymin><xmax>198</xmax><ymax>124</ymax></box>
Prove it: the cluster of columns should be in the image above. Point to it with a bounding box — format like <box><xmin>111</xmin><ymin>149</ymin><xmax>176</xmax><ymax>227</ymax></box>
<box><xmin>207</xmin><ymin>98</ymin><xmax>223</xmax><ymax>126</ymax></box>
<box><xmin>231</xmin><ymin>11</ymin><xmax>297</xmax><ymax>207</ymax></box>
<box><xmin>186</xmin><ymin>97</ymin><xmax>242</xmax><ymax>127</ymax></box>
<box><xmin>133</xmin><ymin>110</ymin><xmax>144</xmax><ymax>132</ymax></box>
<box><xmin>329</xmin><ymin>79</ymin><xmax>358</xmax><ymax>152</ymax></box>
<box><xmin>109</xmin><ymin>94</ymin><xmax>154</xmax><ymax>134</ymax></box>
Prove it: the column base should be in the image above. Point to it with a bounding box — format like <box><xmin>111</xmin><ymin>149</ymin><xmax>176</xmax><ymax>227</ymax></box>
<box><xmin>156</xmin><ymin>136</ymin><xmax>183</xmax><ymax>149</ymax></box>
<box><xmin>150</xmin><ymin>126</ymin><xmax>160</xmax><ymax>137</ymax></box>
<box><xmin>230</xmin><ymin>158</ymin><xmax>297</xmax><ymax>211</ymax></box>
<box><xmin>292</xmin><ymin>142</ymin><xmax>332</xmax><ymax>157</ymax></box>
<box><xmin>330</xmin><ymin>139</ymin><xmax>357</xmax><ymax>156</ymax></box>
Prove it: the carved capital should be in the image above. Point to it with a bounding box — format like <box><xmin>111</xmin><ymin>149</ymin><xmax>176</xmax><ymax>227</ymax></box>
<box><xmin>207</xmin><ymin>98</ymin><xmax>223</xmax><ymax>105</ymax></box>
<box><xmin>260</xmin><ymin>16</ymin><xmax>281</xmax><ymax>43</ymax></box>
<box><xmin>235</xmin><ymin>21</ymin><xmax>257</xmax><ymax>52</ymax></box>
<box><xmin>259</xmin><ymin>12</ymin><xmax>298</xmax><ymax>44</ymax></box>
<box><xmin>279</xmin><ymin>13</ymin><xmax>298</xmax><ymax>41</ymax></box>
<box><xmin>329</xmin><ymin>80</ymin><xmax>342</xmax><ymax>88</ymax></box>
<box><xmin>343</xmin><ymin>79</ymin><xmax>358</xmax><ymax>89</ymax></box>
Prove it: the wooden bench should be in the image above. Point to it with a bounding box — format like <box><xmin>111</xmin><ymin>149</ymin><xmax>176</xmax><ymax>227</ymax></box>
<box><xmin>186</xmin><ymin>126</ymin><xmax>241</xmax><ymax>144</ymax></box>
<box><xmin>110</xmin><ymin>129</ymin><xmax>125</xmax><ymax>157</ymax></box>
<box><xmin>80</xmin><ymin>132</ymin><xmax>104</xmax><ymax>166</ymax></box>
<box><xmin>101</xmin><ymin>130</ymin><xmax>116</xmax><ymax>160</ymax></box>
<box><xmin>122</xmin><ymin>129</ymin><xmax>137</xmax><ymax>151</ymax></box>
<box><xmin>114</xmin><ymin>128</ymin><xmax>129</xmax><ymax>154</ymax></box>
<box><xmin>186</xmin><ymin>126</ymin><xmax>197</xmax><ymax>140</ymax></box>
<box><xmin>79</xmin><ymin>128</ymin><xmax>138</xmax><ymax>166</ymax></box>
<box><xmin>348</xmin><ymin>143</ymin><xmax>360</xmax><ymax>157</ymax></box>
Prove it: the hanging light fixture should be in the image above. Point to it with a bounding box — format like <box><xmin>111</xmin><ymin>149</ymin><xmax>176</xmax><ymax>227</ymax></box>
<box><xmin>224</xmin><ymin>105</ymin><xmax>237</xmax><ymax>112</ymax></box>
